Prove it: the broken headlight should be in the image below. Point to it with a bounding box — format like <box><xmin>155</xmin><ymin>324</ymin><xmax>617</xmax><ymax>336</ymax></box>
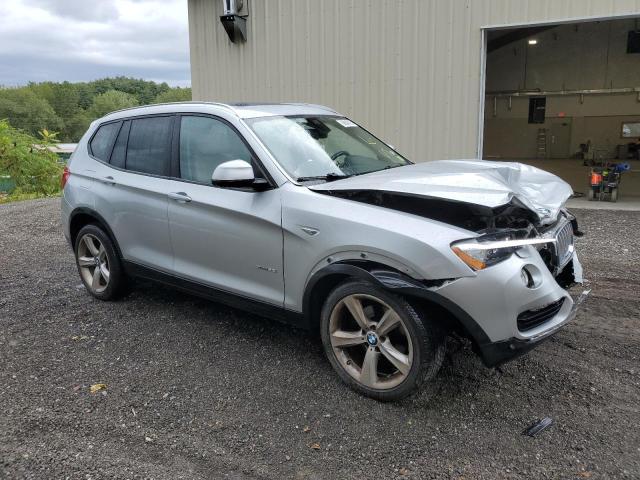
<box><xmin>451</xmin><ymin>235</ymin><xmax>556</xmax><ymax>271</ymax></box>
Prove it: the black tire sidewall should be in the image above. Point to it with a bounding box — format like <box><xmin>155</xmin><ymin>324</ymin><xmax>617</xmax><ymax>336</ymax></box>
<box><xmin>74</xmin><ymin>224</ymin><xmax>125</xmax><ymax>300</ymax></box>
<box><xmin>320</xmin><ymin>279</ymin><xmax>444</xmax><ymax>401</ymax></box>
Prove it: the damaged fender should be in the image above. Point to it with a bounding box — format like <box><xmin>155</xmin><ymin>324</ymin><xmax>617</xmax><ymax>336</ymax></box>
<box><xmin>302</xmin><ymin>262</ymin><xmax>491</xmax><ymax>347</ymax></box>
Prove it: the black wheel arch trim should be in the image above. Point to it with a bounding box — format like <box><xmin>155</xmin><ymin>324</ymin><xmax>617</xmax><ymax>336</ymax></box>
<box><xmin>69</xmin><ymin>207</ymin><xmax>124</xmax><ymax>259</ymax></box>
<box><xmin>303</xmin><ymin>261</ymin><xmax>492</xmax><ymax>350</ymax></box>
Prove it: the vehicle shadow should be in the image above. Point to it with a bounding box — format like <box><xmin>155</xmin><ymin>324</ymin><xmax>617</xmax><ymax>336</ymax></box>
<box><xmin>131</xmin><ymin>279</ymin><xmax>500</xmax><ymax>411</ymax></box>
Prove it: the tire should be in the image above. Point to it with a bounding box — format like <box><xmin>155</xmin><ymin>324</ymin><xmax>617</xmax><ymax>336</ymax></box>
<box><xmin>74</xmin><ymin>224</ymin><xmax>128</xmax><ymax>300</ymax></box>
<box><xmin>320</xmin><ymin>279</ymin><xmax>446</xmax><ymax>401</ymax></box>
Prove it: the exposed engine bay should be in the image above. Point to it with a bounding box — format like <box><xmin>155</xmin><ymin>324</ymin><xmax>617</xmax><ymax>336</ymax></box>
<box><xmin>316</xmin><ymin>189</ymin><xmax>539</xmax><ymax>232</ymax></box>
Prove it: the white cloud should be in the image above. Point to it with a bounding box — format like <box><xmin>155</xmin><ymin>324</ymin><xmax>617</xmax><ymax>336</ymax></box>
<box><xmin>24</xmin><ymin>0</ymin><xmax>120</xmax><ymax>21</ymax></box>
<box><xmin>0</xmin><ymin>0</ymin><xmax>190</xmax><ymax>86</ymax></box>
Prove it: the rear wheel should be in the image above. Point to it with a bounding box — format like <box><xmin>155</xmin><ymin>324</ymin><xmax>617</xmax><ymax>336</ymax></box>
<box><xmin>74</xmin><ymin>224</ymin><xmax>127</xmax><ymax>300</ymax></box>
<box><xmin>320</xmin><ymin>280</ymin><xmax>445</xmax><ymax>401</ymax></box>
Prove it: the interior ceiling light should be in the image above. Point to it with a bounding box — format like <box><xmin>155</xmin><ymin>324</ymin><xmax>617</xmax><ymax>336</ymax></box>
<box><xmin>528</xmin><ymin>39</ymin><xmax>538</xmax><ymax>45</ymax></box>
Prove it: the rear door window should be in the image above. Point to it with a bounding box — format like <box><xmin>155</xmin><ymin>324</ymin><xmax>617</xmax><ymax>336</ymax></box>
<box><xmin>179</xmin><ymin>115</ymin><xmax>253</xmax><ymax>184</ymax></box>
<box><xmin>89</xmin><ymin>122</ymin><xmax>120</xmax><ymax>161</ymax></box>
<box><xmin>125</xmin><ymin>116</ymin><xmax>173</xmax><ymax>176</ymax></box>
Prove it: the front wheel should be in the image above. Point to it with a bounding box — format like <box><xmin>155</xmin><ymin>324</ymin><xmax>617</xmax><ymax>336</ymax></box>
<box><xmin>320</xmin><ymin>280</ymin><xmax>445</xmax><ymax>401</ymax></box>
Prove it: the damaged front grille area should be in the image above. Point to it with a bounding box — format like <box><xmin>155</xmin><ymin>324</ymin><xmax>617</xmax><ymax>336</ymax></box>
<box><xmin>538</xmin><ymin>216</ymin><xmax>575</xmax><ymax>276</ymax></box>
<box><xmin>517</xmin><ymin>298</ymin><xmax>565</xmax><ymax>332</ymax></box>
<box><xmin>554</xmin><ymin>221</ymin><xmax>574</xmax><ymax>268</ymax></box>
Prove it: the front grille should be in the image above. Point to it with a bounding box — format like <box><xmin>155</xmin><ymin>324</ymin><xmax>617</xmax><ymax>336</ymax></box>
<box><xmin>517</xmin><ymin>298</ymin><xmax>565</xmax><ymax>332</ymax></box>
<box><xmin>554</xmin><ymin>221</ymin><xmax>574</xmax><ymax>268</ymax></box>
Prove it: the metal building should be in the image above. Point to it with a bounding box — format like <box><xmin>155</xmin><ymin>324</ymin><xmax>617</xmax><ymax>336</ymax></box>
<box><xmin>188</xmin><ymin>0</ymin><xmax>640</xmax><ymax>171</ymax></box>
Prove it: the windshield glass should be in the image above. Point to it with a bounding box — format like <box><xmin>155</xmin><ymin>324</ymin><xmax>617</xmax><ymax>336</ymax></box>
<box><xmin>245</xmin><ymin>116</ymin><xmax>411</xmax><ymax>181</ymax></box>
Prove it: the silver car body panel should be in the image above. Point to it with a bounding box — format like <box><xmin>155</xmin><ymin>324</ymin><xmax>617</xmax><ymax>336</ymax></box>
<box><xmin>166</xmin><ymin>179</ymin><xmax>284</xmax><ymax>306</ymax></box>
<box><xmin>61</xmin><ymin>102</ymin><xmax>583</xmax><ymax>359</ymax></box>
<box><xmin>279</xmin><ymin>182</ymin><xmax>476</xmax><ymax>311</ymax></box>
<box><xmin>433</xmin><ymin>245</ymin><xmax>574</xmax><ymax>342</ymax></box>
<box><xmin>94</xmin><ymin>164</ymin><xmax>174</xmax><ymax>272</ymax></box>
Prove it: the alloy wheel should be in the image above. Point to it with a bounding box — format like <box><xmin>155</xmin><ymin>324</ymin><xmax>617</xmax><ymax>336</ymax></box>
<box><xmin>328</xmin><ymin>294</ymin><xmax>414</xmax><ymax>390</ymax></box>
<box><xmin>77</xmin><ymin>234</ymin><xmax>110</xmax><ymax>293</ymax></box>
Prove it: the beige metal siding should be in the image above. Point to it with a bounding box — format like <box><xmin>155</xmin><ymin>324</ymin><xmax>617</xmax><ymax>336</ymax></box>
<box><xmin>188</xmin><ymin>0</ymin><xmax>640</xmax><ymax>162</ymax></box>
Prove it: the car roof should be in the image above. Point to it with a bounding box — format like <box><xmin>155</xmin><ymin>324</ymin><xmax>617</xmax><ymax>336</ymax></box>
<box><xmin>99</xmin><ymin>102</ymin><xmax>340</xmax><ymax>122</ymax></box>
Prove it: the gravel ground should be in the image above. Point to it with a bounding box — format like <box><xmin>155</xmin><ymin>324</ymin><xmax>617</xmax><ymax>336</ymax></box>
<box><xmin>1</xmin><ymin>198</ymin><xmax>639</xmax><ymax>480</ymax></box>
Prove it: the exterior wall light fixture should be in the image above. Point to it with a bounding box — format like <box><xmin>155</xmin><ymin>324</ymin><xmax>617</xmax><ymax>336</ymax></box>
<box><xmin>220</xmin><ymin>0</ymin><xmax>248</xmax><ymax>43</ymax></box>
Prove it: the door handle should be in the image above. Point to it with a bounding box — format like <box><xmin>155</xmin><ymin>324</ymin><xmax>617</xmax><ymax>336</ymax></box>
<box><xmin>168</xmin><ymin>192</ymin><xmax>192</xmax><ymax>203</ymax></box>
<box><xmin>101</xmin><ymin>176</ymin><xmax>116</xmax><ymax>185</ymax></box>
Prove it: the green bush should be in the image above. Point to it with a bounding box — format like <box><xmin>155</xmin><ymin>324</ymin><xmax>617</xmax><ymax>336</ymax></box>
<box><xmin>0</xmin><ymin>119</ymin><xmax>63</xmax><ymax>198</ymax></box>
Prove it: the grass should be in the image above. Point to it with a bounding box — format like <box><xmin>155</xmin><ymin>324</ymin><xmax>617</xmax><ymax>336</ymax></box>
<box><xmin>0</xmin><ymin>191</ymin><xmax>61</xmax><ymax>205</ymax></box>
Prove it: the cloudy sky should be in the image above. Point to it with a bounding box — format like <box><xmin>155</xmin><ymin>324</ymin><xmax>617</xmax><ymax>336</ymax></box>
<box><xmin>0</xmin><ymin>0</ymin><xmax>190</xmax><ymax>87</ymax></box>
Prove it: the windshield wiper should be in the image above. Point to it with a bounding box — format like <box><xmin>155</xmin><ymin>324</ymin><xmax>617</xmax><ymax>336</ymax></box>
<box><xmin>374</xmin><ymin>164</ymin><xmax>404</xmax><ymax>173</ymax></box>
<box><xmin>297</xmin><ymin>173</ymin><xmax>350</xmax><ymax>182</ymax></box>
<box><xmin>349</xmin><ymin>164</ymin><xmax>406</xmax><ymax>177</ymax></box>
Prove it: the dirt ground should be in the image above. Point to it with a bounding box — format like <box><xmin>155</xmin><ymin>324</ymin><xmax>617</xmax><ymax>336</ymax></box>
<box><xmin>1</xmin><ymin>198</ymin><xmax>638</xmax><ymax>480</ymax></box>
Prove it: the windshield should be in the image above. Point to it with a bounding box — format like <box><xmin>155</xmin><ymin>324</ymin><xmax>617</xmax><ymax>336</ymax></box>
<box><xmin>245</xmin><ymin>116</ymin><xmax>411</xmax><ymax>181</ymax></box>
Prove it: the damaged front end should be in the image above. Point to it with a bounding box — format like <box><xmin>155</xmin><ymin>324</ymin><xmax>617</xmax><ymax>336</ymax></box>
<box><xmin>312</xmin><ymin>187</ymin><xmax>588</xmax><ymax>367</ymax></box>
<box><xmin>307</xmin><ymin>160</ymin><xmax>587</xmax><ymax>367</ymax></box>
<box><xmin>315</xmin><ymin>189</ymin><xmax>582</xmax><ymax>286</ymax></box>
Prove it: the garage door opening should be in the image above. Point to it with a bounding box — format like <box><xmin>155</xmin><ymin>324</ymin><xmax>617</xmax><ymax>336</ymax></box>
<box><xmin>482</xmin><ymin>17</ymin><xmax>640</xmax><ymax>200</ymax></box>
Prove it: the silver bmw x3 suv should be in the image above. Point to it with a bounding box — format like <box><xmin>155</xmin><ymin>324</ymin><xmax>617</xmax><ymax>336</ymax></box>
<box><xmin>61</xmin><ymin>102</ymin><xmax>587</xmax><ymax>401</ymax></box>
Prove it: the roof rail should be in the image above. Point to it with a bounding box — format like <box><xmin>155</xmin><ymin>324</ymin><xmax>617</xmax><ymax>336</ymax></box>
<box><xmin>104</xmin><ymin>101</ymin><xmax>339</xmax><ymax>118</ymax></box>
<box><xmin>287</xmin><ymin>103</ymin><xmax>339</xmax><ymax>114</ymax></box>
<box><xmin>106</xmin><ymin>101</ymin><xmax>238</xmax><ymax>116</ymax></box>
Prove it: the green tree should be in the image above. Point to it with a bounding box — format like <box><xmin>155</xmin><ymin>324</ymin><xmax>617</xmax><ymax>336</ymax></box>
<box><xmin>65</xmin><ymin>110</ymin><xmax>92</xmax><ymax>142</ymax></box>
<box><xmin>0</xmin><ymin>78</ymin><xmax>192</xmax><ymax>143</ymax></box>
<box><xmin>30</xmin><ymin>81</ymin><xmax>81</xmax><ymax>122</ymax></box>
<box><xmin>154</xmin><ymin>87</ymin><xmax>192</xmax><ymax>103</ymax></box>
<box><xmin>0</xmin><ymin>88</ymin><xmax>62</xmax><ymax>137</ymax></box>
<box><xmin>91</xmin><ymin>77</ymin><xmax>171</xmax><ymax>105</ymax></box>
<box><xmin>89</xmin><ymin>90</ymin><xmax>139</xmax><ymax>118</ymax></box>
<box><xmin>75</xmin><ymin>82</ymin><xmax>94</xmax><ymax>110</ymax></box>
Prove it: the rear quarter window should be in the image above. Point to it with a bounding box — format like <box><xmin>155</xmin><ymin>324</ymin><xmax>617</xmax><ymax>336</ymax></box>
<box><xmin>89</xmin><ymin>122</ymin><xmax>120</xmax><ymax>161</ymax></box>
<box><xmin>109</xmin><ymin>120</ymin><xmax>130</xmax><ymax>169</ymax></box>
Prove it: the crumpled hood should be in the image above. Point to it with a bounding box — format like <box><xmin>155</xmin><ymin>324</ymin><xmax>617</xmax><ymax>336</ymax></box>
<box><xmin>310</xmin><ymin>159</ymin><xmax>573</xmax><ymax>224</ymax></box>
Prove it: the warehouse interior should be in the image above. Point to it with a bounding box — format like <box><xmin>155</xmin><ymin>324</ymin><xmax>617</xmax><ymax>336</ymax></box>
<box><xmin>483</xmin><ymin>17</ymin><xmax>640</xmax><ymax>199</ymax></box>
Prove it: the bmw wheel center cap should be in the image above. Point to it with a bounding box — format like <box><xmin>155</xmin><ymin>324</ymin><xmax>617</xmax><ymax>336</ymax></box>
<box><xmin>366</xmin><ymin>331</ymin><xmax>378</xmax><ymax>346</ymax></box>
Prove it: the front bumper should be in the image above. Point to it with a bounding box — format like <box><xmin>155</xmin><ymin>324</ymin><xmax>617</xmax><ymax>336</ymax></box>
<box><xmin>431</xmin><ymin>233</ymin><xmax>587</xmax><ymax>366</ymax></box>
<box><xmin>477</xmin><ymin>288</ymin><xmax>590</xmax><ymax>366</ymax></box>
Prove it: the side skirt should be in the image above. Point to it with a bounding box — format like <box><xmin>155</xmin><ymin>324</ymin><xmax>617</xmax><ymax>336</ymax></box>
<box><xmin>122</xmin><ymin>260</ymin><xmax>304</xmax><ymax>328</ymax></box>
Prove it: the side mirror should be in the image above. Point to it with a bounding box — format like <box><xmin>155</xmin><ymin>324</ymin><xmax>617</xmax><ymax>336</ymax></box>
<box><xmin>212</xmin><ymin>160</ymin><xmax>255</xmax><ymax>188</ymax></box>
